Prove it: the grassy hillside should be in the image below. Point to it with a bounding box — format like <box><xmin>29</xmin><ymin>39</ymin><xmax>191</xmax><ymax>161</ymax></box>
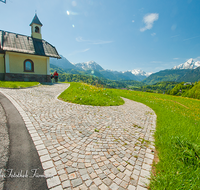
<box><xmin>60</xmin><ymin>82</ymin><xmax>200</xmax><ymax>189</ymax></box>
<box><xmin>143</xmin><ymin>69</ymin><xmax>190</xmax><ymax>85</ymax></box>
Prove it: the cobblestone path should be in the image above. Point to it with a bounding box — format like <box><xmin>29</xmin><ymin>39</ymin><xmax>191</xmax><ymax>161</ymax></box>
<box><xmin>0</xmin><ymin>102</ymin><xmax>9</xmax><ymax>190</ymax></box>
<box><xmin>0</xmin><ymin>83</ymin><xmax>156</xmax><ymax>190</ymax></box>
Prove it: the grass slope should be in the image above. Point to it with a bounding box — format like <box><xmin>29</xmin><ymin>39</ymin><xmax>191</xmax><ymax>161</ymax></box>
<box><xmin>0</xmin><ymin>81</ymin><xmax>39</xmax><ymax>88</ymax></box>
<box><xmin>60</xmin><ymin>82</ymin><xmax>200</xmax><ymax>189</ymax></box>
<box><xmin>58</xmin><ymin>82</ymin><xmax>124</xmax><ymax>106</ymax></box>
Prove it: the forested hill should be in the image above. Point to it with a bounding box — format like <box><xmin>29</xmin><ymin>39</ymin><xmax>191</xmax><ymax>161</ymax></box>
<box><xmin>142</xmin><ymin>69</ymin><xmax>190</xmax><ymax>85</ymax></box>
<box><xmin>176</xmin><ymin>67</ymin><xmax>200</xmax><ymax>82</ymax></box>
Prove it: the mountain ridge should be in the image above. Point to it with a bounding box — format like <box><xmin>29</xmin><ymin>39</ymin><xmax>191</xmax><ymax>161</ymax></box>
<box><xmin>50</xmin><ymin>55</ymin><xmax>200</xmax><ymax>84</ymax></box>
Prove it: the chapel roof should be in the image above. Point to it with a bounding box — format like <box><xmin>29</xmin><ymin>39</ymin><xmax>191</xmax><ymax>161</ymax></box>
<box><xmin>0</xmin><ymin>30</ymin><xmax>60</xmax><ymax>58</ymax></box>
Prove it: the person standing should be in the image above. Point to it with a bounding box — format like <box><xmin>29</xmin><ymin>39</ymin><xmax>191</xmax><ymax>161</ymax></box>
<box><xmin>50</xmin><ymin>73</ymin><xmax>54</xmax><ymax>83</ymax></box>
<box><xmin>53</xmin><ymin>71</ymin><xmax>59</xmax><ymax>82</ymax></box>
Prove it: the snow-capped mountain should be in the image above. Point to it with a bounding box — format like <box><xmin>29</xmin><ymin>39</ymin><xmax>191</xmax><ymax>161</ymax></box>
<box><xmin>123</xmin><ymin>69</ymin><xmax>152</xmax><ymax>77</ymax></box>
<box><xmin>130</xmin><ymin>69</ymin><xmax>152</xmax><ymax>77</ymax></box>
<box><xmin>172</xmin><ymin>58</ymin><xmax>200</xmax><ymax>70</ymax></box>
<box><xmin>74</xmin><ymin>61</ymin><xmax>104</xmax><ymax>71</ymax></box>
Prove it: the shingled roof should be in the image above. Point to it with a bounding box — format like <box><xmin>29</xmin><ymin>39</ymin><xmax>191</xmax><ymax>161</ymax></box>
<box><xmin>0</xmin><ymin>30</ymin><xmax>61</xmax><ymax>58</ymax></box>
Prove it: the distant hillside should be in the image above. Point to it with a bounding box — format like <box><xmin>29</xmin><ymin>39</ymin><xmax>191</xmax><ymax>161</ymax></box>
<box><xmin>142</xmin><ymin>69</ymin><xmax>190</xmax><ymax>85</ymax></box>
<box><xmin>50</xmin><ymin>55</ymin><xmax>77</xmax><ymax>70</ymax></box>
<box><xmin>50</xmin><ymin>64</ymin><xmax>144</xmax><ymax>89</ymax></box>
<box><xmin>50</xmin><ymin>55</ymin><xmax>145</xmax><ymax>81</ymax></box>
<box><xmin>176</xmin><ymin>67</ymin><xmax>200</xmax><ymax>82</ymax></box>
<box><xmin>100</xmin><ymin>70</ymin><xmax>139</xmax><ymax>81</ymax></box>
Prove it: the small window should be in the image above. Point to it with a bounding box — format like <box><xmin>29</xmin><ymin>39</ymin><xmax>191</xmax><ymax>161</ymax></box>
<box><xmin>35</xmin><ymin>26</ymin><xmax>40</xmax><ymax>33</ymax></box>
<box><xmin>24</xmin><ymin>59</ymin><xmax>34</xmax><ymax>72</ymax></box>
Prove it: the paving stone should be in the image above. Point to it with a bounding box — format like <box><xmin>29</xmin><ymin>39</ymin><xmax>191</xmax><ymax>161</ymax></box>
<box><xmin>82</xmin><ymin>173</ymin><xmax>90</xmax><ymax>181</ymax></box>
<box><xmin>89</xmin><ymin>184</ymin><xmax>98</xmax><ymax>190</ymax></box>
<box><xmin>66</xmin><ymin>167</ymin><xmax>76</xmax><ymax>174</ymax></box>
<box><xmin>99</xmin><ymin>173</ymin><xmax>107</xmax><ymax>180</ymax></box>
<box><xmin>0</xmin><ymin>83</ymin><xmax>156</xmax><ymax>190</ymax></box>
<box><xmin>110</xmin><ymin>183</ymin><xmax>119</xmax><ymax>190</ymax></box>
<box><xmin>85</xmin><ymin>179</ymin><xmax>93</xmax><ymax>187</ymax></box>
<box><xmin>138</xmin><ymin>176</ymin><xmax>150</xmax><ymax>187</ymax></box>
<box><xmin>128</xmin><ymin>185</ymin><xmax>136</xmax><ymax>190</ymax></box>
<box><xmin>93</xmin><ymin>177</ymin><xmax>102</xmax><ymax>186</ymax></box>
<box><xmin>120</xmin><ymin>180</ymin><xmax>129</xmax><ymax>189</ymax></box>
<box><xmin>71</xmin><ymin>178</ymin><xmax>83</xmax><ymax>188</ymax></box>
<box><xmin>62</xmin><ymin>180</ymin><xmax>71</xmax><ymax>188</ymax></box>
<box><xmin>103</xmin><ymin>177</ymin><xmax>112</xmax><ymax>186</ymax></box>
<box><xmin>47</xmin><ymin>176</ymin><xmax>61</xmax><ymax>189</ymax></box>
<box><xmin>50</xmin><ymin>185</ymin><xmax>63</xmax><ymax>190</ymax></box>
<box><xmin>99</xmin><ymin>183</ymin><xmax>109</xmax><ymax>190</ymax></box>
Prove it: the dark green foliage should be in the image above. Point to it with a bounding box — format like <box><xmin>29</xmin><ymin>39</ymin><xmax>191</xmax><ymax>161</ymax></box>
<box><xmin>168</xmin><ymin>82</ymin><xmax>194</xmax><ymax>96</ymax></box>
<box><xmin>182</xmin><ymin>81</ymin><xmax>200</xmax><ymax>99</ymax></box>
<box><xmin>143</xmin><ymin>69</ymin><xmax>190</xmax><ymax>85</ymax></box>
<box><xmin>177</xmin><ymin>67</ymin><xmax>200</xmax><ymax>82</ymax></box>
<box><xmin>133</xmin><ymin>81</ymin><xmax>178</xmax><ymax>93</ymax></box>
<box><xmin>119</xmin><ymin>80</ymin><xmax>145</xmax><ymax>87</ymax></box>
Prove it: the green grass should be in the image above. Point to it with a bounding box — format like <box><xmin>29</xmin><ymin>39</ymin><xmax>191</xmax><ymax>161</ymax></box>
<box><xmin>58</xmin><ymin>82</ymin><xmax>124</xmax><ymax>106</ymax></box>
<box><xmin>0</xmin><ymin>81</ymin><xmax>39</xmax><ymax>88</ymax></box>
<box><xmin>59</xmin><ymin>82</ymin><xmax>200</xmax><ymax>189</ymax></box>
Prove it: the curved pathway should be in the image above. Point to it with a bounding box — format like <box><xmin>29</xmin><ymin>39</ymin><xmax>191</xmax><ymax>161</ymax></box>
<box><xmin>0</xmin><ymin>83</ymin><xmax>156</xmax><ymax>190</ymax></box>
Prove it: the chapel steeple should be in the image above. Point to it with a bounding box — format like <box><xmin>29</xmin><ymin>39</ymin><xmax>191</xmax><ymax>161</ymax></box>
<box><xmin>30</xmin><ymin>14</ymin><xmax>43</xmax><ymax>39</ymax></box>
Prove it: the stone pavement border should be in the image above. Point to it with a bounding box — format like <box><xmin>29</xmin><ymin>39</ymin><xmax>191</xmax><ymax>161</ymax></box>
<box><xmin>0</xmin><ymin>83</ymin><xmax>157</xmax><ymax>190</ymax></box>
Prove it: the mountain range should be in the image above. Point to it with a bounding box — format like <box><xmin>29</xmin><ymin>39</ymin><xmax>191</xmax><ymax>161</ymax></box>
<box><xmin>50</xmin><ymin>56</ymin><xmax>200</xmax><ymax>84</ymax></box>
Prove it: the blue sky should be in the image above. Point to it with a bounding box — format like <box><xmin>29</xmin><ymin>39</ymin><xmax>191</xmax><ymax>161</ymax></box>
<box><xmin>1</xmin><ymin>0</ymin><xmax>200</xmax><ymax>73</ymax></box>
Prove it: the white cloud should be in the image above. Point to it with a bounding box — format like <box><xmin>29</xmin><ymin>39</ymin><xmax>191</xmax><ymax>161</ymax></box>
<box><xmin>140</xmin><ymin>13</ymin><xmax>159</xmax><ymax>32</ymax></box>
<box><xmin>151</xmin><ymin>33</ymin><xmax>156</xmax><ymax>36</ymax></box>
<box><xmin>76</xmin><ymin>37</ymin><xmax>113</xmax><ymax>45</ymax></box>
<box><xmin>171</xmin><ymin>35</ymin><xmax>179</xmax><ymax>38</ymax></box>
<box><xmin>183</xmin><ymin>35</ymin><xmax>200</xmax><ymax>41</ymax></box>
<box><xmin>150</xmin><ymin>61</ymin><xmax>163</xmax><ymax>64</ymax></box>
<box><xmin>67</xmin><ymin>48</ymin><xmax>90</xmax><ymax>56</ymax></box>
<box><xmin>171</xmin><ymin>24</ymin><xmax>177</xmax><ymax>31</ymax></box>
<box><xmin>132</xmin><ymin>20</ymin><xmax>135</xmax><ymax>23</ymax></box>
<box><xmin>194</xmin><ymin>56</ymin><xmax>200</xmax><ymax>62</ymax></box>
<box><xmin>173</xmin><ymin>58</ymin><xmax>179</xmax><ymax>60</ymax></box>
<box><xmin>66</xmin><ymin>10</ymin><xmax>79</xmax><ymax>15</ymax></box>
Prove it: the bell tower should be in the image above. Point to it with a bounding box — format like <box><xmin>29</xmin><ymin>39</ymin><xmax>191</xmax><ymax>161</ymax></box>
<box><xmin>30</xmin><ymin>14</ymin><xmax>43</xmax><ymax>39</ymax></box>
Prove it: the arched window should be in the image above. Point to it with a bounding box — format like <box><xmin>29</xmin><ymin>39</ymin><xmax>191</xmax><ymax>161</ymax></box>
<box><xmin>35</xmin><ymin>26</ymin><xmax>40</xmax><ymax>33</ymax></box>
<box><xmin>24</xmin><ymin>59</ymin><xmax>34</xmax><ymax>72</ymax></box>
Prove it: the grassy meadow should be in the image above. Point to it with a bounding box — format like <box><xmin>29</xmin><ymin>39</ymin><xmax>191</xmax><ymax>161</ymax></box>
<box><xmin>58</xmin><ymin>82</ymin><xmax>124</xmax><ymax>106</ymax></box>
<box><xmin>0</xmin><ymin>81</ymin><xmax>39</xmax><ymax>88</ymax></box>
<box><xmin>61</xmin><ymin>82</ymin><xmax>200</xmax><ymax>189</ymax></box>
